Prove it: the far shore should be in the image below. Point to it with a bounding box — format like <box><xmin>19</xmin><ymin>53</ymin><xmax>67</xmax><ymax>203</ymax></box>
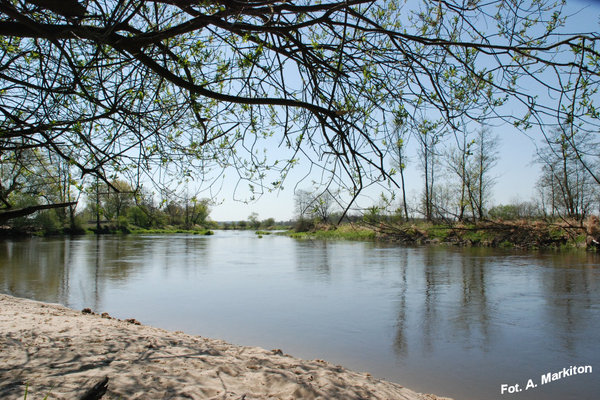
<box><xmin>4</xmin><ymin>215</ymin><xmax>600</xmax><ymax>253</ymax></box>
<box><xmin>0</xmin><ymin>293</ymin><xmax>452</xmax><ymax>400</ymax></box>
<box><xmin>289</xmin><ymin>218</ymin><xmax>600</xmax><ymax>251</ymax></box>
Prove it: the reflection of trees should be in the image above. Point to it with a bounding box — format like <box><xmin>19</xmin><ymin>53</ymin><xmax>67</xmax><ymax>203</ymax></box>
<box><xmin>393</xmin><ymin>247</ymin><xmax>492</xmax><ymax>357</ymax></box>
<box><xmin>455</xmin><ymin>249</ymin><xmax>490</xmax><ymax>348</ymax></box>
<box><xmin>540</xmin><ymin>253</ymin><xmax>599</xmax><ymax>353</ymax></box>
<box><xmin>393</xmin><ymin>248</ymin><xmax>409</xmax><ymax>356</ymax></box>
<box><xmin>1</xmin><ymin>235</ymin><xmax>213</xmax><ymax>309</ymax></box>
<box><xmin>82</xmin><ymin>235</ymin><xmax>211</xmax><ymax>307</ymax></box>
<box><xmin>92</xmin><ymin>237</ymin><xmax>101</xmax><ymax>309</ymax></box>
<box><xmin>90</xmin><ymin>236</ymin><xmax>138</xmax><ymax>281</ymax></box>
<box><xmin>0</xmin><ymin>238</ymin><xmax>69</xmax><ymax>304</ymax></box>
<box><xmin>87</xmin><ymin>235</ymin><xmax>211</xmax><ymax>281</ymax></box>
<box><xmin>294</xmin><ymin>240</ymin><xmax>331</xmax><ymax>281</ymax></box>
<box><xmin>392</xmin><ymin>247</ymin><xmax>600</xmax><ymax>364</ymax></box>
<box><xmin>140</xmin><ymin>236</ymin><xmax>210</xmax><ymax>275</ymax></box>
<box><xmin>420</xmin><ymin>248</ymin><xmax>446</xmax><ymax>354</ymax></box>
<box><xmin>170</xmin><ymin>236</ymin><xmax>210</xmax><ymax>273</ymax></box>
<box><xmin>61</xmin><ymin>239</ymin><xmax>73</xmax><ymax>304</ymax></box>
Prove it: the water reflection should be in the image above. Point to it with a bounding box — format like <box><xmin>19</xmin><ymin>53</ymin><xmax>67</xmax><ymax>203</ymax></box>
<box><xmin>0</xmin><ymin>238</ymin><xmax>70</xmax><ymax>304</ymax></box>
<box><xmin>0</xmin><ymin>235</ymin><xmax>212</xmax><ymax>310</ymax></box>
<box><xmin>0</xmin><ymin>234</ymin><xmax>598</xmax><ymax>400</ymax></box>
<box><xmin>388</xmin><ymin>248</ymin><xmax>600</xmax><ymax>357</ymax></box>
<box><xmin>457</xmin><ymin>251</ymin><xmax>491</xmax><ymax>349</ymax></box>
<box><xmin>539</xmin><ymin>253</ymin><xmax>598</xmax><ymax>353</ymax></box>
<box><xmin>294</xmin><ymin>240</ymin><xmax>332</xmax><ymax>281</ymax></box>
<box><xmin>393</xmin><ymin>248</ymin><xmax>409</xmax><ymax>357</ymax></box>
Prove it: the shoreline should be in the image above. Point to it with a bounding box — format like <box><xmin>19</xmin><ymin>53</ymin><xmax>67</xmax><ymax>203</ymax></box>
<box><xmin>288</xmin><ymin>219</ymin><xmax>600</xmax><ymax>251</ymax></box>
<box><xmin>5</xmin><ymin>216</ymin><xmax>600</xmax><ymax>252</ymax></box>
<box><xmin>0</xmin><ymin>294</ymin><xmax>452</xmax><ymax>400</ymax></box>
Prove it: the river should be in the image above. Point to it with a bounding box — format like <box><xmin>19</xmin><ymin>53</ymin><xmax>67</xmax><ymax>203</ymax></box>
<box><xmin>1</xmin><ymin>231</ymin><xmax>598</xmax><ymax>400</ymax></box>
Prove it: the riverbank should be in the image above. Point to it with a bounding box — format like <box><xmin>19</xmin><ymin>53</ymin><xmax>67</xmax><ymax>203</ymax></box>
<box><xmin>0</xmin><ymin>294</ymin><xmax>451</xmax><ymax>400</ymax></box>
<box><xmin>0</xmin><ymin>225</ymin><xmax>215</xmax><ymax>238</ymax></box>
<box><xmin>289</xmin><ymin>217</ymin><xmax>600</xmax><ymax>251</ymax></box>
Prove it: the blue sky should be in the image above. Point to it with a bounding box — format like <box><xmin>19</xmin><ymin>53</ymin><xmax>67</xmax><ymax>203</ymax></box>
<box><xmin>209</xmin><ymin>0</ymin><xmax>600</xmax><ymax>222</ymax></box>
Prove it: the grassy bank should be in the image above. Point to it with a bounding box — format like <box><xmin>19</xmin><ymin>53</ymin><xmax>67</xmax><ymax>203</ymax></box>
<box><xmin>289</xmin><ymin>218</ymin><xmax>600</xmax><ymax>251</ymax></box>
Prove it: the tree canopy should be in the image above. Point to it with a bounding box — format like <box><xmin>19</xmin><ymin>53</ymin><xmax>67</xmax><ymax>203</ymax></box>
<box><xmin>0</xmin><ymin>0</ymin><xmax>598</xmax><ymax>220</ymax></box>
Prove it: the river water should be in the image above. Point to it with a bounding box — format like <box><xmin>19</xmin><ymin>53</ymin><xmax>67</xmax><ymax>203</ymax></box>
<box><xmin>1</xmin><ymin>231</ymin><xmax>598</xmax><ymax>400</ymax></box>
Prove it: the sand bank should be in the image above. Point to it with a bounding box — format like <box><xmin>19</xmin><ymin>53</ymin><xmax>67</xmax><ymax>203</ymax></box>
<box><xmin>0</xmin><ymin>294</ymin><xmax>451</xmax><ymax>399</ymax></box>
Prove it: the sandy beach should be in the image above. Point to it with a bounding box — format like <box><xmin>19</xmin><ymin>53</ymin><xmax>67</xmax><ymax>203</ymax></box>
<box><xmin>0</xmin><ymin>294</ymin><xmax>452</xmax><ymax>400</ymax></box>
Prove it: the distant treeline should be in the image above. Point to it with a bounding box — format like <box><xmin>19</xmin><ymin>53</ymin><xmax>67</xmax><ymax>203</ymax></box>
<box><xmin>0</xmin><ymin>176</ymin><xmax>294</xmax><ymax>236</ymax></box>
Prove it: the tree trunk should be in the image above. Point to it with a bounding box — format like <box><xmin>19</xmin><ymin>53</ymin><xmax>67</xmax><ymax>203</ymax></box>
<box><xmin>0</xmin><ymin>202</ymin><xmax>77</xmax><ymax>224</ymax></box>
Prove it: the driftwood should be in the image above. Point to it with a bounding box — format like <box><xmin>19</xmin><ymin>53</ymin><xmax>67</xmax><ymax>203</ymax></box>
<box><xmin>79</xmin><ymin>376</ymin><xmax>109</xmax><ymax>400</ymax></box>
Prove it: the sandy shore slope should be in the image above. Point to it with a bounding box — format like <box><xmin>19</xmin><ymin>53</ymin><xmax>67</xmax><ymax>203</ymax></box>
<box><xmin>0</xmin><ymin>294</ymin><xmax>452</xmax><ymax>400</ymax></box>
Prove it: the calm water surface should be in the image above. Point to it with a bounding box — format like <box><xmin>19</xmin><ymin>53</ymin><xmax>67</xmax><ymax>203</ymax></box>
<box><xmin>1</xmin><ymin>231</ymin><xmax>599</xmax><ymax>400</ymax></box>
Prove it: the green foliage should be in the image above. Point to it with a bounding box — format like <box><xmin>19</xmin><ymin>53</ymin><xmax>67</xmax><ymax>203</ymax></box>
<box><xmin>287</xmin><ymin>217</ymin><xmax>597</xmax><ymax>250</ymax></box>
<box><xmin>117</xmin><ymin>216</ymin><xmax>130</xmax><ymax>233</ymax></box>
<box><xmin>488</xmin><ymin>201</ymin><xmax>541</xmax><ymax>220</ymax></box>
<box><xmin>461</xmin><ymin>228</ymin><xmax>488</xmax><ymax>244</ymax></box>
<box><xmin>127</xmin><ymin>206</ymin><xmax>152</xmax><ymax>228</ymax></box>
<box><xmin>247</xmin><ymin>212</ymin><xmax>260</xmax><ymax>229</ymax></box>
<box><xmin>261</xmin><ymin>218</ymin><xmax>275</xmax><ymax>229</ymax></box>
<box><xmin>37</xmin><ymin>210</ymin><xmax>62</xmax><ymax>235</ymax></box>
<box><xmin>218</xmin><ymin>217</ymin><xmax>287</xmax><ymax>231</ymax></box>
<box><xmin>293</xmin><ymin>218</ymin><xmax>315</xmax><ymax>233</ymax></box>
<box><xmin>488</xmin><ymin>204</ymin><xmax>520</xmax><ymax>220</ymax></box>
<box><xmin>426</xmin><ymin>226</ymin><xmax>451</xmax><ymax>241</ymax></box>
<box><xmin>76</xmin><ymin>184</ymin><xmax>214</xmax><ymax>235</ymax></box>
<box><xmin>363</xmin><ymin>206</ymin><xmax>383</xmax><ymax>224</ymax></box>
<box><xmin>2</xmin><ymin>177</ymin><xmax>217</xmax><ymax>236</ymax></box>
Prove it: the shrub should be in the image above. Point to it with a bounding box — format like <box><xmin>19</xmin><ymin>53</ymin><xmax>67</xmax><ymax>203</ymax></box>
<box><xmin>294</xmin><ymin>218</ymin><xmax>314</xmax><ymax>232</ymax></box>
